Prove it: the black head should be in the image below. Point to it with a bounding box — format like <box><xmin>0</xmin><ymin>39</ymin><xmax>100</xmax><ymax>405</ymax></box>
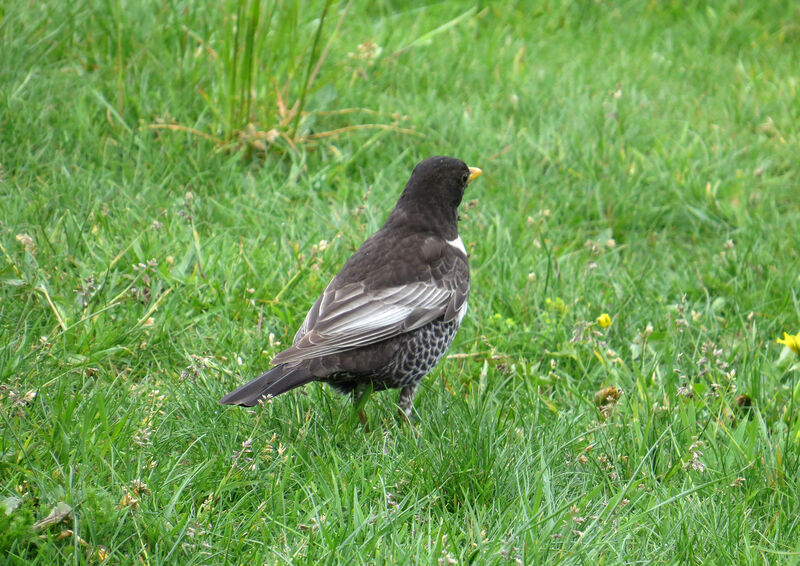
<box><xmin>385</xmin><ymin>156</ymin><xmax>482</xmax><ymax>238</ymax></box>
<box><xmin>400</xmin><ymin>156</ymin><xmax>478</xmax><ymax>209</ymax></box>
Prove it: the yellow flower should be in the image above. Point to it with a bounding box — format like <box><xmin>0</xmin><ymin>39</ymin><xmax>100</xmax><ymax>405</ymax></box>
<box><xmin>777</xmin><ymin>331</ymin><xmax>800</xmax><ymax>355</ymax></box>
<box><xmin>596</xmin><ymin>313</ymin><xmax>612</xmax><ymax>328</ymax></box>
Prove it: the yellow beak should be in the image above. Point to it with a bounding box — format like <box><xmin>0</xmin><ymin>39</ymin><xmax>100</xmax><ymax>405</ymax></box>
<box><xmin>467</xmin><ymin>167</ymin><xmax>483</xmax><ymax>183</ymax></box>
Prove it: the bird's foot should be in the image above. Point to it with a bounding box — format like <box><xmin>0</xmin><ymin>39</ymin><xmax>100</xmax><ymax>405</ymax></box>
<box><xmin>352</xmin><ymin>384</ymin><xmax>373</xmax><ymax>432</ymax></box>
<box><xmin>358</xmin><ymin>409</ymin><xmax>370</xmax><ymax>433</ymax></box>
<box><xmin>397</xmin><ymin>405</ymin><xmax>412</xmax><ymax>425</ymax></box>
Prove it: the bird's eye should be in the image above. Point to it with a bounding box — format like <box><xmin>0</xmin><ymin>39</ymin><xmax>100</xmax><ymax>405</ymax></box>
<box><xmin>461</xmin><ymin>172</ymin><xmax>469</xmax><ymax>184</ymax></box>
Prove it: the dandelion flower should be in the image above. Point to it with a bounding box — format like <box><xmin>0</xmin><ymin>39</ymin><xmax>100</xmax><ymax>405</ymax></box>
<box><xmin>777</xmin><ymin>331</ymin><xmax>800</xmax><ymax>355</ymax></box>
<box><xmin>596</xmin><ymin>313</ymin><xmax>612</xmax><ymax>329</ymax></box>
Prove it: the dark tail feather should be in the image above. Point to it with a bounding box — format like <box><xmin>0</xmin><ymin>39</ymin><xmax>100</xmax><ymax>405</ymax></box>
<box><xmin>218</xmin><ymin>364</ymin><xmax>315</xmax><ymax>407</ymax></box>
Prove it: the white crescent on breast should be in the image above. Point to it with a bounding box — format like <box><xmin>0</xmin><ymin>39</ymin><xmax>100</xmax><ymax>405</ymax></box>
<box><xmin>447</xmin><ymin>236</ymin><xmax>467</xmax><ymax>255</ymax></box>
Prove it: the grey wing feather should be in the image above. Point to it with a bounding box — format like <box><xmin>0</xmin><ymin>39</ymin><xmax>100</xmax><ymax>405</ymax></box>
<box><xmin>273</xmin><ymin>275</ymin><xmax>466</xmax><ymax>365</ymax></box>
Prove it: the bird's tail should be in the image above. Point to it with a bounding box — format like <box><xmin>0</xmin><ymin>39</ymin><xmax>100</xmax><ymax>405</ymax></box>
<box><xmin>218</xmin><ymin>364</ymin><xmax>314</xmax><ymax>407</ymax></box>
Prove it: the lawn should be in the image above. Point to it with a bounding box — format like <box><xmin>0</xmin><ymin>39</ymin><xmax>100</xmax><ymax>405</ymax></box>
<box><xmin>2</xmin><ymin>0</ymin><xmax>800</xmax><ymax>563</ymax></box>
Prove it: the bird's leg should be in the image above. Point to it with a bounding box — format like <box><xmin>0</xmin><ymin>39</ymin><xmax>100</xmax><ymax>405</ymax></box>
<box><xmin>397</xmin><ymin>383</ymin><xmax>418</xmax><ymax>423</ymax></box>
<box><xmin>357</xmin><ymin>409</ymin><xmax>369</xmax><ymax>430</ymax></box>
<box><xmin>352</xmin><ymin>383</ymin><xmax>373</xmax><ymax>432</ymax></box>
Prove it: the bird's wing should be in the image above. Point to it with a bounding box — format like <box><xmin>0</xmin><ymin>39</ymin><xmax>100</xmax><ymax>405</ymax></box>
<box><xmin>272</xmin><ymin>265</ymin><xmax>468</xmax><ymax>365</ymax></box>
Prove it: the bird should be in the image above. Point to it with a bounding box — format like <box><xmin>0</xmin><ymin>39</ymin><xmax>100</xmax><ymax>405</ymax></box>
<box><xmin>219</xmin><ymin>156</ymin><xmax>482</xmax><ymax>419</ymax></box>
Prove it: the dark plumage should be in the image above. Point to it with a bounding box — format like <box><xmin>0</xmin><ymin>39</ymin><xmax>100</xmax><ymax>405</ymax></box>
<box><xmin>219</xmin><ymin>156</ymin><xmax>482</xmax><ymax>417</ymax></box>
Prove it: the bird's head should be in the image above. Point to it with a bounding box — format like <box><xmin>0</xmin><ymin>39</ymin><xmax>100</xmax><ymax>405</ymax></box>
<box><xmin>401</xmin><ymin>156</ymin><xmax>482</xmax><ymax>210</ymax></box>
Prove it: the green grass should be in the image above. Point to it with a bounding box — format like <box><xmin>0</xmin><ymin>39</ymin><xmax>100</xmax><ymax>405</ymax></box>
<box><xmin>2</xmin><ymin>0</ymin><xmax>800</xmax><ymax>563</ymax></box>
